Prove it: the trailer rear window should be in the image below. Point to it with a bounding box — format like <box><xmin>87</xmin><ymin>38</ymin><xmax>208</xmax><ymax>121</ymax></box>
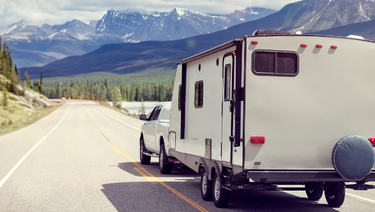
<box><xmin>252</xmin><ymin>50</ymin><xmax>298</xmax><ymax>76</ymax></box>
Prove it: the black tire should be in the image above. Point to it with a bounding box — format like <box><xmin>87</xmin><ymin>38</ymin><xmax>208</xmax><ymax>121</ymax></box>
<box><xmin>201</xmin><ymin>169</ymin><xmax>213</xmax><ymax>201</ymax></box>
<box><xmin>212</xmin><ymin>172</ymin><xmax>231</xmax><ymax>208</ymax></box>
<box><xmin>140</xmin><ymin>137</ymin><xmax>150</xmax><ymax>164</ymax></box>
<box><xmin>325</xmin><ymin>182</ymin><xmax>345</xmax><ymax>207</ymax></box>
<box><xmin>305</xmin><ymin>183</ymin><xmax>323</xmax><ymax>201</ymax></box>
<box><xmin>159</xmin><ymin>143</ymin><xmax>173</xmax><ymax>174</ymax></box>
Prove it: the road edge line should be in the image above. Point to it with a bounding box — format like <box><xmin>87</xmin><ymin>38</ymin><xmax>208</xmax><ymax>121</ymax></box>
<box><xmin>0</xmin><ymin>103</ymin><xmax>72</xmax><ymax>189</ymax></box>
<box><xmin>93</xmin><ymin>105</ymin><xmax>140</xmax><ymax>131</ymax></box>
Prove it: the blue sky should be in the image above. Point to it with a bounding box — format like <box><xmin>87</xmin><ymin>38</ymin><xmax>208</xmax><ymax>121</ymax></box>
<box><xmin>0</xmin><ymin>0</ymin><xmax>301</xmax><ymax>30</ymax></box>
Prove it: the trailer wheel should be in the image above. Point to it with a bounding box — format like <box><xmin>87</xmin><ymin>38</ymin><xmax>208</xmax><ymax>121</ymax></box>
<box><xmin>325</xmin><ymin>182</ymin><xmax>345</xmax><ymax>207</ymax></box>
<box><xmin>159</xmin><ymin>143</ymin><xmax>173</xmax><ymax>174</ymax></box>
<box><xmin>212</xmin><ymin>173</ymin><xmax>231</xmax><ymax>208</ymax></box>
<box><xmin>140</xmin><ymin>137</ymin><xmax>150</xmax><ymax>164</ymax></box>
<box><xmin>201</xmin><ymin>169</ymin><xmax>213</xmax><ymax>201</ymax></box>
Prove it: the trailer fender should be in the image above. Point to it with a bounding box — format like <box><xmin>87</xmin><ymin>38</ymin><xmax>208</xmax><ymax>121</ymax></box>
<box><xmin>198</xmin><ymin>158</ymin><xmax>221</xmax><ymax>181</ymax></box>
<box><xmin>332</xmin><ymin>135</ymin><xmax>375</xmax><ymax>181</ymax></box>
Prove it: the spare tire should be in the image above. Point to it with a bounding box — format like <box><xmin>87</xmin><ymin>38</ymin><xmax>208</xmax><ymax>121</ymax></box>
<box><xmin>332</xmin><ymin>135</ymin><xmax>375</xmax><ymax>181</ymax></box>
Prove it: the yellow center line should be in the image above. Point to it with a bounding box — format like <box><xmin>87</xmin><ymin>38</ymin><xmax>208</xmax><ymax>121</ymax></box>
<box><xmin>112</xmin><ymin>144</ymin><xmax>208</xmax><ymax>212</ymax></box>
<box><xmin>133</xmin><ymin>167</ymin><xmax>157</xmax><ymax>184</ymax></box>
<box><xmin>81</xmin><ymin>102</ymin><xmax>206</xmax><ymax>211</ymax></box>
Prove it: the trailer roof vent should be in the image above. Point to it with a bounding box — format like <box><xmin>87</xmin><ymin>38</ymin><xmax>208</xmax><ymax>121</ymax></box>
<box><xmin>252</xmin><ymin>30</ymin><xmax>290</xmax><ymax>36</ymax></box>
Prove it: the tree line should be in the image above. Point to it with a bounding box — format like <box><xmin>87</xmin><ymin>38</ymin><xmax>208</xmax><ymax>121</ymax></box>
<box><xmin>31</xmin><ymin>74</ymin><xmax>175</xmax><ymax>102</ymax></box>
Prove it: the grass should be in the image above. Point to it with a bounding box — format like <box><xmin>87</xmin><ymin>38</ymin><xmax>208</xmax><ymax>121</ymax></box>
<box><xmin>0</xmin><ymin>93</ymin><xmax>64</xmax><ymax>136</ymax></box>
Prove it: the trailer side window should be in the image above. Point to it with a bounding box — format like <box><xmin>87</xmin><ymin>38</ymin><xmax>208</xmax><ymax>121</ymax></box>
<box><xmin>252</xmin><ymin>50</ymin><xmax>298</xmax><ymax>76</ymax></box>
<box><xmin>194</xmin><ymin>81</ymin><xmax>204</xmax><ymax>108</ymax></box>
<box><xmin>224</xmin><ymin>64</ymin><xmax>231</xmax><ymax>101</ymax></box>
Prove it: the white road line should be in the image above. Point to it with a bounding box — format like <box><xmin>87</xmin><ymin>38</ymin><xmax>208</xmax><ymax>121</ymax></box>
<box><xmin>0</xmin><ymin>103</ymin><xmax>72</xmax><ymax>189</ymax></box>
<box><xmin>93</xmin><ymin>105</ymin><xmax>141</xmax><ymax>131</ymax></box>
<box><xmin>347</xmin><ymin>192</ymin><xmax>375</xmax><ymax>204</ymax></box>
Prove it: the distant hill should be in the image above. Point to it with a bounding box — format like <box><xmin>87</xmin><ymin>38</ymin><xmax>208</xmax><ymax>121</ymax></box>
<box><xmin>20</xmin><ymin>0</ymin><xmax>375</xmax><ymax>79</ymax></box>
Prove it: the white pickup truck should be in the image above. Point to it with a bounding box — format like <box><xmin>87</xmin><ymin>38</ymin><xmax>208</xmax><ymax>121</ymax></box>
<box><xmin>139</xmin><ymin>102</ymin><xmax>174</xmax><ymax>174</ymax></box>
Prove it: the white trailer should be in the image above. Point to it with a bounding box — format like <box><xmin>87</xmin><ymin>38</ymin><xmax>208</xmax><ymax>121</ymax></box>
<box><xmin>167</xmin><ymin>30</ymin><xmax>375</xmax><ymax>208</ymax></box>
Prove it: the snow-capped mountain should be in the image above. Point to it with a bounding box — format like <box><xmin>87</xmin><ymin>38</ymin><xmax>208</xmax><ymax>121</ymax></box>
<box><xmin>0</xmin><ymin>7</ymin><xmax>275</xmax><ymax>68</ymax></box>
<box><xmin>95</xmin><ymin>7</ymin><xmax>276</xmax><ymax>42</ymax></box>
<box><xmin>0</xmin><ymin>19</ymin><xmax>123</xmax><ymax>67</ymax></box>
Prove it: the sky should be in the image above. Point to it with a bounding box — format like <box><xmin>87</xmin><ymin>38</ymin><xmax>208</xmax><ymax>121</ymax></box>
<box><xmin>0</xmin><ymin>0</ymin><xmax>301</xmax><ymax>30</ymax></box>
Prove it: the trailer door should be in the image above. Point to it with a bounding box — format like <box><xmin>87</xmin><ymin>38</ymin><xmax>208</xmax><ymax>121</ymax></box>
<box><xmin>221</xmin><ymin>54</ymin><xmax>234</xmax><ymax>163</ymax></box>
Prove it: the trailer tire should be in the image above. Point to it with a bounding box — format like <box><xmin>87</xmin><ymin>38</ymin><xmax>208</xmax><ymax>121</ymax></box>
<box><xmin>305</xmin><ymin>183</ymin><xmax>323</xmax><ymax>200</ymax></box>
<box><xmin>201</xmin><ymin>169</ymin><xmax>213</xmax><ymax>201</ymax></box>
<box><xmin>324</xmin><ymin>182</ymin><xmax>345</xmax><ymax>207</ymax></box>
<box><xmin>159</xmin><ymin>143</ymin><xmax>173</xmax><ymax>174</ymax></box>
<box><xmin>213</xmin><ymin>173</ymin><xmax>230</xmax><ymax>208</ymax></box>
<box><xmin>140</xmin><ymin>137</ymin><xmax>151</xmax><ymax>164</ymax></box>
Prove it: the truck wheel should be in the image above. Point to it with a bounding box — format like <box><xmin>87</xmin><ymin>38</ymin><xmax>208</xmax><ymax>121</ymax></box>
<box><xmin>201</xmin><ymin>168</ymin><xmax>213</xmax><ymax>201</ymax></box>
<box><xmin>305</xmin><ymin>183</ymin><xmax>323</xmax><ymax>200</ymax></box>
<box><xmin>159</xmin><ymin>143</ymin><xmax>173</xmax><ymax>174</ymax></box>
<box><xmin>325</xmin><ymin>182</ymin><xmax>345</xmax><ymax>207</ymax></box>
<box><xmin>212</xmin><ymin>172</ymin><xmax>230</xmax><ymax>208</ymax></box>
<box><xmin>140</xmin><ymin>138</ymin><xmax>150</xmax><ymax>164</ymax></box>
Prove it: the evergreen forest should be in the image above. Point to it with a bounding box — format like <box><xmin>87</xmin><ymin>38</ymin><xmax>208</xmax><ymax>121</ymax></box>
<box><xmin>26</xmin><ymin>73</ymin><xmax>175</xmax><ymax>102</ymax></box>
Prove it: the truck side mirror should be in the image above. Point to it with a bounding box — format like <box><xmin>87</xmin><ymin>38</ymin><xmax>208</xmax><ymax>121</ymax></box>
<box><xmin>140</xmin><ymin>114</ymin><xmax>147</xmax><ymax>121</ymax></box>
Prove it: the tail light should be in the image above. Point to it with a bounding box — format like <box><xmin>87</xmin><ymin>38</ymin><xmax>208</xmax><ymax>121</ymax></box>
<box><xmin>251</xmin><ymin>136</ymin><xmax>265</xmax><ymax>144</ymax></box>
<box><xmin>369</xmin><ymin>138</ymin><xmax>375</xmax><ymax>146</ymax></box>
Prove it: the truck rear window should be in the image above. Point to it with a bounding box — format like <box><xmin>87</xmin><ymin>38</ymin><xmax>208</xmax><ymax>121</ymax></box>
<box><xmin>252</xmin><ymin>50</ymin><xmax>299</xmax><ymax>76</ymax></box>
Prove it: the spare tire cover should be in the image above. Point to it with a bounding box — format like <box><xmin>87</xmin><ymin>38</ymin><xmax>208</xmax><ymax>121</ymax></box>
<box><xmin>332</xmin><ymin>135</ymin><xmax>375</xmax><ymax>181</ymax></box>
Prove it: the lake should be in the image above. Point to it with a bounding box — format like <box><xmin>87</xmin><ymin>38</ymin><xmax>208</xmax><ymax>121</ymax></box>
<box><xmin>109</xmin><ymin>102</ymin><xmax>171</xmax><ymax>115</ymax></box>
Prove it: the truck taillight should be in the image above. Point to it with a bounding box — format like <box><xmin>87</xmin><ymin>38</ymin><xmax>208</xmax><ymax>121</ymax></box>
<box><xmin>251</xmin><ymin>40</ymin><xmax>258</xmax><ymax>45</ymax></box>
<box><xmin>368</xmin><ymin>138</ymin><xmax>375</xmax><ymax>146</ymax></box>
<box><xmin>251</xmin><ymin>136</ymin><xmax>265</xmax><ymax>144</ymax></box>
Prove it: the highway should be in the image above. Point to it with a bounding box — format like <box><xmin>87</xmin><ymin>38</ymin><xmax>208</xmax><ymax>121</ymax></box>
<box><xmin>1</xmin><ymin>100</ymin><xmax>375</xmax><ymax>211</ymax></box>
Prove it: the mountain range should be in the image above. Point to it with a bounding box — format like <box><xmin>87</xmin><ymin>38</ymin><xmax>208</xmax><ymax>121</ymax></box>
<box><xmin>19</xmin><ymin>0</ymin><xmax>375</xmax><ymax>79</ymax></box>
<box><xmin>0</xmin><ymin>7</ymin><xmax>275</xmax><ymax>68</ymax></box>
<box><xmin>13</xmin><ymin>0</ymin><xmax>375</xmax><ymax>79</ymax></box>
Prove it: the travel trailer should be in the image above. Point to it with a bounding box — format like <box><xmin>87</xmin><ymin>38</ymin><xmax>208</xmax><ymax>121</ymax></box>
<box><xmin>165</xmin><ymin>30</ymin><xmax>375</xmax><ymax>208</ymax></box>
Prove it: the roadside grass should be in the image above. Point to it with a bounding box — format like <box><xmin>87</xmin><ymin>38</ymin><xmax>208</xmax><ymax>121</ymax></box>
<box><xmin>0</xmin><ymin>95</ymin><xmax>64</xmax><ymax>136</ymax></box>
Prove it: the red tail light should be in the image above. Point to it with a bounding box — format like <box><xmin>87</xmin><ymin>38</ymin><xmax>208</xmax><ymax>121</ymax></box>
<box><xmin>369</xmin><ymin>138</ymin><xmax>375</xmax><ymax>146</ymax></box>
<box><xmin>251</xmin><ymin>136</ymin><xmax>265</xmax><ymax>144</ymax></box>
<box><xmin>331</xmin><ymin>45</ymin><xmax>338</xmax><ymax>49</ymax></box>
<box><xmin>316</xmin><ymin>44</ymin><xmax>323</xmax><ymax>48</ymax></box>
<box><xmin>251</xmin><ymin>41</ymin><xmax>258</xmax><ymax>45</ymax></box>
<box><xmin>300</xmin><ymin>44</ymin><xmax>308</xmax><ymax>48</ymax></box>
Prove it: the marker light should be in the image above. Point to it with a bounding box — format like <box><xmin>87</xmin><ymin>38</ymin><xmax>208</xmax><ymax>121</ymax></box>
<box><xmin>316</xmin><ymin>44</ymin><xmax>323</xmax><ymax>48</ymax></box>
<box><xmin>369</xmin><ymin>138</ymin><xmax>375</xmax><ymax>146</ymax></box>
<box><xmin>331</xmin><ymin>45</ymin><xmax>338</xmax><ymax>49</ymax></box>
<box><xmin>251</xmin><ymin>41</ymin><xmax>258</xmax><ymax>45</ymax></box>
<box><xmin>251</xmin><ymin>136</ymin><xmax>265</xmax><ymax>144</ymax></box>
<box><xmin>300</xmin><ymin>44</ymin><xmax>308</xmax><ymax>48</ymax></box>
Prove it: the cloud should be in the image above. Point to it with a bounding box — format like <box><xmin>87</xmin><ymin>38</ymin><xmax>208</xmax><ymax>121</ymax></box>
<box><xmin>0</xmin><ymin>0</ymin><xmax>301</xmax><ymax>30</ymax></box>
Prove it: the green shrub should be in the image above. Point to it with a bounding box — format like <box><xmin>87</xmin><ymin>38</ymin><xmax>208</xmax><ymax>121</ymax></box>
<box><xmin>8</xmin><ymin>120</ymin><xmax>13</xmax><ymax>125</ymax></box>
<box><xmin>19</xmin><ymin>103</ymin><xmax>31</xmax><ymax>109</ymax></box>
<box><xmin>1</xmin><ymin>120</ymin><xmax>6</xmax><ymax>126</ymax></box>
<box><xmin>9</xmin><ymin>95</ymin><xmax>18</xmax><ymax>101</ymax></box>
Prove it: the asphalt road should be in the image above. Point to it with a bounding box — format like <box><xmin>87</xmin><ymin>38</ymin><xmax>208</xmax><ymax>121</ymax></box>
<box><xmin>1</xmin><ymin>100</ymin><xmax>375</xmax><ymax>211</ymax></box>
